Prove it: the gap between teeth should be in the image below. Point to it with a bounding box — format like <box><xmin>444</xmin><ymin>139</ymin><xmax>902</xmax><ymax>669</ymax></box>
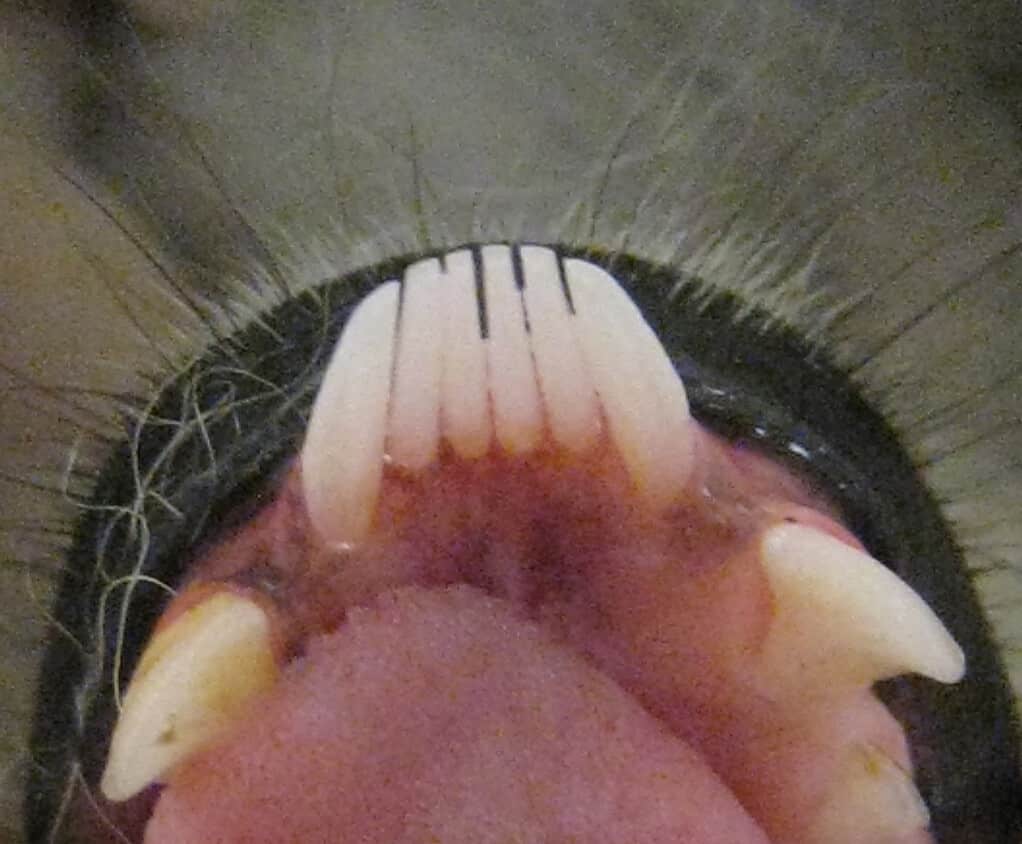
<box><xmin>301</xmin><ymin>245</ymin><xmax>696</xmax><ymax>548</ymax></box>
<box><xmin>480</xmin><ymin>244</ymin><xmax>545</xmax><ymax>454</ymax></box>
<box><xmin>387</xmin><ymin>258</ymin><xmax>445</xmax><ymax>470</ymax></box>
<box><xmin>520</xmin><ymin>245</ymin><xmax>602</xmax><ymax>454</ymax></box>
<box><xmin>440</xmin><ymin>249</ymin><xmax>493</xmax><ymax>460</ymax></box>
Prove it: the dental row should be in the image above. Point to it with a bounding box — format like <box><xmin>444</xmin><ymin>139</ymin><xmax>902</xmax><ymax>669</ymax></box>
<box><xmin>99</xmin><ymin>247</ymin><xmax>965</xmax><ymax>844</ymax></box>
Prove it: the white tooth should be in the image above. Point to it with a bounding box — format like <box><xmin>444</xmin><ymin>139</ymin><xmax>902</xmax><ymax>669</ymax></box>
<box><xmin>301</xmin><ymin>282</ymin><xmax>399</xmax><ymax>548</ymax></box>
<box><xmin>759</xmin><ymin>523</ymin><xmax>966</xmax><ymax>694</ymax></box>
<box><xmin>806</xmin><ymin>744</ymin><xmax>931</xmax><ymax>844</ymax></box>
<box><xmin>520</xmin><ymin>246</ymin><xmax>601</xmax><ymax>453</ymax></box>
<box><xmin>388</xmin><ymin>258</ymin><xmax>444</xmax><ymax>470</ymax></box>
<box><xmin>440</xmin><ymin>249</ymin><xmax>493</xmax><ymax>459</ymax></box>
<box><xmin>100</xmin><ymin>592</ymin><xmax>278</xmax><ymax>802</ymax></box>
<box><xmin>481</xmin><ymin>244</ymin><xmax>544</xmax><ymax>454</ymax></box>
<box><xmin>564</xmin><ymin>258</ymin><xmax>694</xmax><ymax>508</ymax></box>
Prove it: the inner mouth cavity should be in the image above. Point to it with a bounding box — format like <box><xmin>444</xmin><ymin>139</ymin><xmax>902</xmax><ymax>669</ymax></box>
<box><xmin>98</xmin><ymin>245</ymin><xmax>964</xmax><ymax>844</ymax></box>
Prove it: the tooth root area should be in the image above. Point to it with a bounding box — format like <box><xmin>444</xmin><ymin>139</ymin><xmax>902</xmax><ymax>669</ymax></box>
<box><xmin>100</xmin><ymin>592</ymin><xmax>278</xmax><ymax>803</ymax></box>
<box><xmin>564</xmin><ymin>257</ymin><xmax>694</xmax><ymax>509</ymax></box>
<box><xmin>481</xmin><ymin>244</ymin><xmax>544</xmax><ymax>454</ymax></box>
<box><xmin>440</xmin><ymin>249</ymin><xmax>492</xmax><ymax>459</ymax></box>
<box><xmin>300</xmin><ymin>281</ymin><xmax>400</xmax><ymax>548</ymax></box>
<box><xmin>387</xmin><ymin>258</ymin><xmax>444</xmax><ymax>470</ymax></box>
<box><xmin>759</xmin><ymin>522</ymin><xmax>967</xmax><ymax>693</ymax></box>
<box><xmin>806</xmin><ymin>745</ymin><xmax>931</xmax><ymax>844</ymax></box>
<box><xmin>519</xmin><ymin>246</ymin><xmax>602</xmax><ymax>453</ymax></box>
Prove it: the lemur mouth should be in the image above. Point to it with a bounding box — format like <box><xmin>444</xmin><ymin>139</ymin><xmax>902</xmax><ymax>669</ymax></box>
<box><xmin>29</xmin><ymin>245</ymin><xmax>1020</xmax><ymax>843</ymax></box>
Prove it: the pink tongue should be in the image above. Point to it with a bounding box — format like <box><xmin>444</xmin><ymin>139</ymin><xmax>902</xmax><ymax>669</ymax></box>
<box><xmin>144</xmin><ymin>585</ymin><xmax>768</xmax><ymax>844</ymax></box>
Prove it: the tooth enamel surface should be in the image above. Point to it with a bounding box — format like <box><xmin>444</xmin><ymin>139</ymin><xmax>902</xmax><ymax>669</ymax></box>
<box><xmin>482</xmin><ymin>244</ymin><xmax>544</xmax><ymax>454</ymax></box>
<box><xmin>565</xmin><ymin>257</ymin><xmax>694</xmax><ymax>508</ymax></box>
<box><xmin>301</xmin><ymin>281</ymin><xmax>400</xmax><ymax>548</ymax></box>
<box><xmin>519</xmin><ymin>246</ymin><xmax>602</xmax><ymax>453</ymax></box>
<box><xmin>439</xmin><ymin>250</ymin><xmax>492</xmax><ymax>459</ymax></box>
<box><xmin>100</xmin><ymin>592</ymin><xmax>278</xmax><ymax>802</ymax></box>
<box><xmin>759</xmin><ymin>523</ymin><xmax>966</xmax><ymax>694</ymax></box>
<box><xmin>388</xmin><ymin>258</ymin><xmax>444</xmax><ymax>470</ymax></box>
<box><xmin>805</xmin><ymin>745</ymin><xmax>931</xmax><ymax>844</ymax></box>
<box><xmin>302</xmin><ymin>246</ymin><xmax>701</xmax><ymax>544</ymax></box>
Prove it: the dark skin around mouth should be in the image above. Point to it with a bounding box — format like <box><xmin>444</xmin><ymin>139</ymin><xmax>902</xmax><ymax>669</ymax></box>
<box><xmin>26</xmin><ymin>246</ymin><xmax>1022</xmax><ymax>843</ymax></box>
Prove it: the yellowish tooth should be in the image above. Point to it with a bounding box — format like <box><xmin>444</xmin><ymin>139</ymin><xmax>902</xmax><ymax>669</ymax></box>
<box><xmin>100</xmin><ymin>592</ymin><xmax>278</xmax><ymax>802</ymax></box>
<box><xmin>482</xmin><ymin>244</ymin><xmax>544</xmax><ymax>454</ymax></box>
<box><xmin>759</xmin><ymin>523</ymin><xmax>966</xmax><ymax>696</ymax></box>
<box><xmin>520</xmin><ymin>246</ymin><xmax>602</xmax><ymax>453</ymax></box>
<box><xmin>440</xmin><ymin>249</ymin><xmax>492</xmax><ymax>459</ymax></box>
<box><xmin>805</xmin><ymin>744</ymin><xmax>931</xmax><ymax>844</ymax></box>
<box><xmin>301</xmin><ymin>281</ymin><xmax>399</xmax><ymax>548</ymax></box>
<box><xmin>565</xmin><ymin>258</ymin><xmax>694</xmax><ymax>509</ymax></box>
<box><xmin>388</xmin><ymin>258</ymin><xmax>444</xmax><ymax>470</ymax></box>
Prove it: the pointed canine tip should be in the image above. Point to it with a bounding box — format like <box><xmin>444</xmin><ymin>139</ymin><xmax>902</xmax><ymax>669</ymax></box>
<box><xmin>100</xmin><ymin>591</ymin><xmax>278</xmax><ymax>802</ymax></box>
<box><xmin>759</xmin><ymin>522</ymin><xmax>966</xmax><ymax>693</ymax></box>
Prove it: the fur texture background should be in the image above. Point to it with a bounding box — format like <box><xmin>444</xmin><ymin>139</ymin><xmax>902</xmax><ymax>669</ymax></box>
<box><xmin>1</xmin><ymin>1</ymin><xmax>1020</xmax><ymax>839</ymax></box>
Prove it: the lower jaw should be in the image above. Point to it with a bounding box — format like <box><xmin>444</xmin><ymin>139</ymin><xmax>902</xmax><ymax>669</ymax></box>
<box><xmin>146</xmin><ymin>583</ymin><xmax>777</xmax><ymax>844</ymax></box>
<box><xmin>91</xmin><ymin>428</ymin><xmax>933</xmax><ymax>844</ymax></box>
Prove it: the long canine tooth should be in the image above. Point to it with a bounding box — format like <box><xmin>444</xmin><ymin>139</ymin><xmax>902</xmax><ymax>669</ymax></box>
<box><xmin>388</xmin><ymin>258</ymin><xmax>444</xmax><ymax>470</ymax></box>
<box><xmin>759</xmin><ymin>523</ymin><xmax>966</xmax><ymax>694</ymax></box>
<box><xmin>481</xmin><ymin>244</ymin><xmax>544</xmax><ymax>454</ymax></box>
<box><xmin>301</xmin><ymin>282</ymin><xmax>399</xmax><ymax>548</ymax></box>
<box><xmin>100</xmin><ymin>592</ymin><xmax>278</xmax><ymax>802</ymax></box>
<box><xmin>564</xmin><ymin>258</ymin><xmax>694</xmax><ymax>508</ymax></box>
<box><xmin>440</xmin><ymin>249</ymin><xmax>493</xmax><ymax>459</ymax></box>
<box><xmin>805</xmin><ymin>745</ymin><xmax>931</xmax><ymax>844</ymax></box>
<box><xmin>520</xmin><ymin>246</ymin><xmax>601</xmax><ymax>453</ymax></box>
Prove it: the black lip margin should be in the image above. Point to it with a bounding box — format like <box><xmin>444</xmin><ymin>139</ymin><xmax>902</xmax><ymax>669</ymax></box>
<box><xmin>26</xmin><ymin>244</ymin><xmax>1022</xmax><ymax>843</ymax></box>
